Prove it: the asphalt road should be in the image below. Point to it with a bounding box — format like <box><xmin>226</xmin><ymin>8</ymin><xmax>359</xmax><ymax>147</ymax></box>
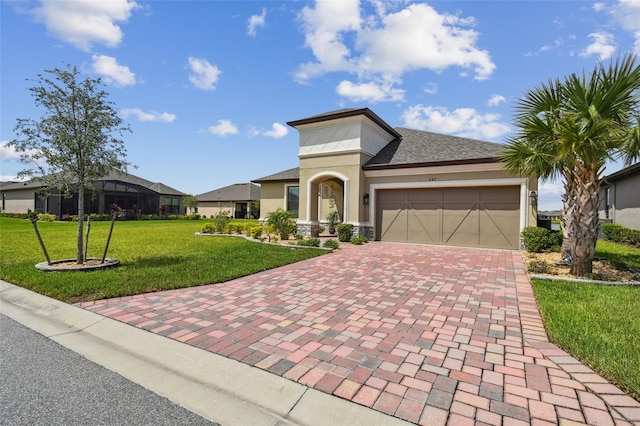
<box><xmin>0</xmin><ymin>314</ymin><xmax>220</xmax><ymax>426</ymax></box>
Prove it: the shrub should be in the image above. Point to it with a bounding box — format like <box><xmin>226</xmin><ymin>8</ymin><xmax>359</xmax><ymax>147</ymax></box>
<box><xmin>527</xmin><ymin>260</ymin><xmax>553</xmax><ymax>274</ymax></box>
<box><xmin>522</xmin><ymin>226</ymin><xmax>552</xmax><ymax>253</ymax></box>
<box><xmin>337</xmin><ymin>223</ymin><xmax>354</xmax><ymax>242</ymax></box>
<box><xmin>180</xmin><ymin>213</ymin><xmax>200</xmax><ymax>220</ymax></box>
<box><xmin>628</xmin><ymin>229</ymin><xmax>640</xmax><ymax>248</ymax></box>
<box><xmin>350</xmin><ymin>236</ymin><xmax>368</xmax><ymax>245</ymax></box>
<box><xmin>601</xmin><ymin>223</ymin><xmax>626</xmax><ymax>243</ymax></box>
<box><xmin>326</xmin><ymin>210</ymin><xmax>340</xmax><ymax>233</ymax></box>
<box><xmin>211</xmin><ymin>211</ymin><xmax>230</xmax><ymax>233</ymax></box>
<box><xmin>0</xmin><ymin>212</ymin><xmax>29</xmax><ymax>219</ymax></box>
<box><xmin>601</xmin><ymin>223</ymin><xmax>640</xmax><ymax>248</ymax></box>
<box><xmin>266</xmin><ymin>208</ymin><xmax>296</xmax><ymax>240</ymax></box>
<box><xmin>201</xmin><ymin>223</ymin><xmax>216</xmax><ymax>234</ymax></box>
<box><xmin>323</xmin><ymin>239</ymin><xmax>339</xmax><ymax>249</ymax></box>
<box><xmin>250</xmin><ymin>225</ymin><xmax>263</xmax><ymax>239</ymax></box>
<box><xmin>37</xmin><ymin>213</ymin><xmax>56</xmax><ymax>222</ymax></box>
<box><xmin>295</xmin><ymin>237</ymin><xmax>320</xmax><ymax>247</ymax></box>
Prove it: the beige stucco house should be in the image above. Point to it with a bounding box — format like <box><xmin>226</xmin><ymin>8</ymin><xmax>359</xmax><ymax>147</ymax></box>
<box><xmin>196</xmin><ymin>183</ymin><xmax>260</xmax><ymax>219</ymax></box>
<box><xmin>599</xmin><ymin>162</ymin><xmax>640</xmax><ymax>230</ymax></box>
<box><xmin>253</xmin><ymin>108</ymin><xmax>537</xmax><ymax>250</ymax></box>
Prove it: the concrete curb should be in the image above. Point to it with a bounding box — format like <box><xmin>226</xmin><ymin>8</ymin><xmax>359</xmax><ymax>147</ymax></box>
<box><xmin>0</xmin><ymin>280</ymin><xmax>411</xmax><ymax>426</ymax></box>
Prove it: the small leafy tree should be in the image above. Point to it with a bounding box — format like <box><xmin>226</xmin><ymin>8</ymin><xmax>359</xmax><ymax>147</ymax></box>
<box><xmin>183</xmin><ymin>194</ymin><xmax>198</xmax><ymax>214</ymax></box>
<box><xmin>8</xmin><ymin>65</ymin><xmax>132</xmax><ymax>264</ymax></box>
<box><xmin>211</xmin><ymin>210</ymin><xmax>230</xmax><ymax>233</ymax></box>
<box><xmin>266</xmin><ymin>208</ymin><xmax>296</xmax><ymax>240</ymax></box>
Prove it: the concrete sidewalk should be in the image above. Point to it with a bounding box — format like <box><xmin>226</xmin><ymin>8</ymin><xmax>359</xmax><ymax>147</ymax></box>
<box><xmin>0</xmin><ymin>280</ymin><xmax>411</xmax><ymax>426</ymax></box>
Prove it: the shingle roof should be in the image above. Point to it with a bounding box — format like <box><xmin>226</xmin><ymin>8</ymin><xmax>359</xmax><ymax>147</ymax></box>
<box><xmin>252</xmin><ymin>167</ymin><xmax>300</xmax><ymax>183</ymax></box>
<box><xmin>197</xmin><ymin>183</ymin><xmax>260</xmax><ymax>202</ymax></box>
<box><xmin>364</xmin><ymin>127</ymin><xmax>504</xmax><ymax>169</ymax></box>
<box><xmin>0</xmin><ymin>170</ymin><xmax>185</xmax><ymax>196</ymax></box>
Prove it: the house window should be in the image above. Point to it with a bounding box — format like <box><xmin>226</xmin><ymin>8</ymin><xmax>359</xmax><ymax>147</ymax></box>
<box><xmin>163</xmin><ymin>196</ymin><xmax>180</xmax><ymax>214</ymax></box>
<box><xmin>286</xmin><ymin>186</ymin><xmax>299</xmax><ymax>218</ymax></box>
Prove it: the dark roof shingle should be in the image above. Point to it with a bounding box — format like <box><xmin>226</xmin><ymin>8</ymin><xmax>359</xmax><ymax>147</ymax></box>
<box><xmin>364</xmin><ymin>127</ymin><xmax>504</xmax><ymax>169</ymax></box>
<box><xmin>197</xmin><ymin>183</ymin><xmax>260</xmax><ymax>202</ymax></box>
<box><xmin>252</xmin><ymin>167</ymin><xmax>300</xmax><ymax>183</ymax></box>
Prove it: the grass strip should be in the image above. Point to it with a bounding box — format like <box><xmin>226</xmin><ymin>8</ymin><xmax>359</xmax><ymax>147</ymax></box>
<box><xmin>531</xmin><ymin>279</ymin><xmax>640</xmax><ymax>400</ymax></box>
<box><xmin>0</xmin><ymin>218</ymin><xmax>326</xmax><ymax>303</ymax></box>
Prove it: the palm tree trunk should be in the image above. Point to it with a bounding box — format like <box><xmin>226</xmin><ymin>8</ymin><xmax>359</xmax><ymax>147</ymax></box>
<box><xmin>569</xmin><ymin>166</ymin><xmax>600</xmax><ymax>276</ymax></box>
<box><xmin>560</xmin><ymin>174</ymin><xmax>576</xmax><ymax>264</ymax></box>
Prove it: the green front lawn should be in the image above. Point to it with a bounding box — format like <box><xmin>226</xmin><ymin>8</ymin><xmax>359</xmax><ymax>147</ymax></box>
<box><xmin>596</xmin><ymin>239</ymin><xmax>640</xmax><ymax>269</ymax></box>
<box><xmin>532</xmin><ymin>277</ymin><xmax>640</xmax><ymax>400</ymax></box>
<box><xmin>0</xmin><ymin>217</ymin><xmax>326</xmax><ymax>303</ymax></box>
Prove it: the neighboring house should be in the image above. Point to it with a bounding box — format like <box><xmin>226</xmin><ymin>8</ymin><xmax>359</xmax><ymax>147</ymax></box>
<box><xmin>196</xmin><ymin>183</ymin><xmax>260</xmax><ymax>219</ymax></box>
<box><xmin>0</xmin><ymin>170</ymin><xmax>185</xmax><ymax>219</ymax></box>
<box><xmin>253</xmin><ymin>108</ymin><xmax>537</xmax><ymax>250</ymax></box>
<box><xmin>599</xmin><ymin>162</ymin><xmax>640</xmax><ymax>230</ymax></box>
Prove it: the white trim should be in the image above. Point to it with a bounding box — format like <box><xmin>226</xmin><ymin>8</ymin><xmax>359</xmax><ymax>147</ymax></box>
<box><xmin>367</xmin><ymin>178</ymin><xmax>530</xmax><ymax>237</ymax></box>
<box><xmin>364</xmin><ymin>162</ymin><xmax>504</xmax><ymax>177</ymax></box>
<box><xmin>306</xmin><ymin>171</ymin><xmax>350</xmax><ymax>222</ymax></box>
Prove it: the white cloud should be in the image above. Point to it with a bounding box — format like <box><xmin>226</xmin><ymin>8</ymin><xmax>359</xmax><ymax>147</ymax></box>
<box><xmin>336</xmin><ymin>80</ymin><xmax>405</xmax><ymax>102</ymax></box>
<box><xmin>295</xmin><ymin>1</ymin><xmax>495</xmax><ymax>86</ymax></box>
<box><xmin>0</xmin><ymin>175</ymin><xmax>29</xmax><ymax>182</ymax></box>
<box><xmin>32</xmin><ymin>0</ymin><xmax>139</xmax><ymax>51</ymax></box>
<box><xmin>188</xmin><ymin>57</ymin><xmax>222</xmax><ymax>91</ymax></box>
<box><xmin>424</xmin><ymin>82</ymin><xmax>438</xmax><ymax>95</ymax></box>
<box><xmin>610</xmin><ymin>0</ymin><xmax>640</xmax><ymax>53</ymax></box>
<box><xmin>524</xmin><ymin>38</ymin><xmax>564</xmax><ymax>57</ymax></box>
<box><xmin>0</xmin><ymin>141</ymin><xmax>22</xmax><ymax>161</ymax></box>
<box><xmin>487</xmin><ymin>94</ymin><xmax>506</xmax><ymax>107</ymax></box>
<box><xmin>207</xmin><ymin>119</ymin><xmax>238</xmax><ymax>136</ymax></box>
<box><xmin>0</xmin><ymin>141</ymin><xmax>40</xmax><ymax>170</ymax></box>
<box><xmin>401</xmin><ymin>104</ymin><xmax>511</xmax><ymax>141</ymax></box>
<box><xmin>92</xmin><ymin>54</ymin><xmax>136</xmax><ymax>87</ymax></box>
<box><xmin>538</xmin><ymin>180</ymin><xmax>565</xmax><ymax>211</ymax></box>
<box><xmin>593</xmin><ymin>3</ymin><xmax>606</xmax><ymax>12</ymax></box>
<box><xmin>247</xmin><ymin>8</ymin><xmax>266</xmax><ymax>37</ymax></box>
<box><xmin>262</xmin><ymin>122</ymin><xmax>289</xmax><ymax>139</ymax></box>
<box><xmin>120</xmin><ymin>108</ymin><xmax>176</xmax><ymax>123</ymax></box>
<box><xmin>580</xmin><ymin>32</ymin><xmax>616</xmax><ymax>60</ymax></box>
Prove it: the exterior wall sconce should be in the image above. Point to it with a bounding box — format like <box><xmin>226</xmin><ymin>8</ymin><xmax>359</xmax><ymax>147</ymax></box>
<box><xmin>529</xmin><ymin>190</ymin><xmax>538</xmax><ymax>206</ymax></box>
<box><xmin>363</xmin><ymin>193</ymin><xmax>369</xmax><ymax>205</ymax></box>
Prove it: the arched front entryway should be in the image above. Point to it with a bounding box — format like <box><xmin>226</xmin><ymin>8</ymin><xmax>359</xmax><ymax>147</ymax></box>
<box><xmin>303</xmin><ymin>171</ymin><xmax>349</xmax><ymax>237</ymax></box>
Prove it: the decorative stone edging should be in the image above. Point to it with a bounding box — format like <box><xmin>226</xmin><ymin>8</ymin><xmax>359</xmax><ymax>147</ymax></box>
<box><xmin>529</xmin><ymin>274</ymin><xmax>640</xmax><ymax>286</ymax></box>
<box><xmin>35</xmin><ymin>258</ymin><xmax>120</xmax><ymax>272</ymax></box>
<box><xmin>194</xmin><ymin>232</ymin><xmax>334</xmax><ymax>251</ymax></box>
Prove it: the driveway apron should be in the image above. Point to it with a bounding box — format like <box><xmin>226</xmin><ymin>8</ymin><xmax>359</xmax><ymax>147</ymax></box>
<box><xmin>77</xmin><ymin>243</ymin><xmax>640</xmax><ymax>425</ymax></box>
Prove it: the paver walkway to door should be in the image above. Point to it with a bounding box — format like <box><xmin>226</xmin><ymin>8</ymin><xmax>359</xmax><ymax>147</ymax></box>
<box><xmin>78</xmin><ymin>243</ymin><xmax>640</xmax><ymax>425</ymax></box>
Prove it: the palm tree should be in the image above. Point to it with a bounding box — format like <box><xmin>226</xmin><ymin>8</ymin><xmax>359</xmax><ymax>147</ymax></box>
<box><xmin>501</xmin><ymin>78</ymin><xmax>578</xmax><ymax>265</ymax></box>
<box><xmin>502</xmin><ymin>54</ymin><xmax>640</xmax><ymax>276</ymax></box>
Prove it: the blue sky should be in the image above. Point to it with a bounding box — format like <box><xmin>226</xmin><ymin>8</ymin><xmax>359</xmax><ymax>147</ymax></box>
<box><xmin>1</xmin><ymin>0</ymin><xmax>639</xmax><ymax>211</ymax></box>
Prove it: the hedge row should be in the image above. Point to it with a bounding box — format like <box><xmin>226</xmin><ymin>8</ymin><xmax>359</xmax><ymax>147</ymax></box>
<box><xmin>601</xmin><ymin>223</ymin><xmax>640</xmax><ymax>248</ymax></box>
<box><xmin>522</xmin><ymin>226</ymin><xmax>563</xmax><ymax>253</ymax></box>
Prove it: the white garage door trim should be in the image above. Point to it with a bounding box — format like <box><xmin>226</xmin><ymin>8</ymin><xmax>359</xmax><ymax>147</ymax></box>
<box><xmin>365</xmin><ymin>178</ymin><xmax>531</xmax><ymax>237</ymax></box>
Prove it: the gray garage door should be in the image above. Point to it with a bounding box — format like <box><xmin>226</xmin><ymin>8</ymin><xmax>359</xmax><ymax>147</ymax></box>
<box><xmin>376</xmin><ymin>186</ymin><xmax>520</xmax><ymax>249</ymax></box>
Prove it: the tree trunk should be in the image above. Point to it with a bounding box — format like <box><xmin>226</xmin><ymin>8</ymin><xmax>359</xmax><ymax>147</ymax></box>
<box><xmin>569</xmin><ymin>166</ymin><xmax>600</xmax><ymax>276</ymax></box>
<box><xmin>560</xmin><ymin>174</ymin><xmax>576</xmax><ymax>264</ymax></box>
<box><xmin>77</xmin><ymin>185</ymin><xmax>85</xmax><ymax>264</ymax></box>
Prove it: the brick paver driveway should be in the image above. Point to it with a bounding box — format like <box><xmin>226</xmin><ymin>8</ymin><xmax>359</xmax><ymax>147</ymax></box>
<box><xmin>78</xmin><ymin>243</ymin><xmax>640</xmax><ymax>425</ymax></box>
